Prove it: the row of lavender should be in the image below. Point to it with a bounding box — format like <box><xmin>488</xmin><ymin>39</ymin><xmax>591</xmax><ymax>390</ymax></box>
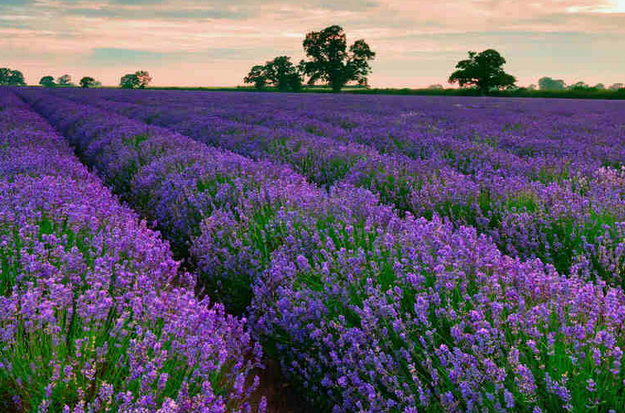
<box><xmin>55</xmin><ymin>89</ymin><xmax>625</xmax><ymax>286</ymax></box>
<box><xmin>0</xmin><ymin>89</ymin><xmax>262</xmax><ymax>412</ymax></box>
<box><xmin>62</xmin><ymin>89</ymin><xmax>625</xmax><ymax>175</ymax></box>
<box><xmin>16</xmin><ymin>89</ymin><xmax>625</xmax><ymax>412</ymax></box>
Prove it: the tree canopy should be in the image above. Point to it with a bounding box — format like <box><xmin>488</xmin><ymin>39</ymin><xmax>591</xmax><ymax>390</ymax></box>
<box><xmin>0</xmin><ymin>68</ymin><xmax>26</xmax><ymax>86</ymax></box>
<box><xmin>243</xmin><ymin>65</ymin><xmax>267</xmax><ymax>90</ymax></box>
<box><xmin>299</xmin><ymin>25</ymin><xmax>375</xmax><ymax>93</ymax></box>
<box><xmin>120</xmin><ymin>71</ymin><xmax>152</xmax><ymax>89</ymax></box>
<box><xmin>538</xmin><ymin>77</ymin><xmax>566</xmax><ymax>91</ymax></box>
<box><xmin>568</xmin><ymin>81</ymin><xmax>590</xmax><ymax>90</ymax></box>
<box><xmin>57</xmin><ymin>74</ymin><xmax>73</xmax><ymax>86</ymax></box>
<box><xmin>244</xmin><ymin>56</ymin><xmax>301</xmax><ymax>92</ymax></box>
<box><xmin>79</xmin><ymin>77</ymin><xmax>100</xmax><ymax>88</ymax></box>
<box><xmin>448</xmin><ymin>49</ymin><xmax>516</xmax><ymax>94</ymax></box>
<box><xmin>39</xmin><ymin>76</ymin><xmax>56</xmax><ymax>87</ymax></box>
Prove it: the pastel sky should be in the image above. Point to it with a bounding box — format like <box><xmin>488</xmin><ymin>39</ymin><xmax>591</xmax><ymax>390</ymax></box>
<box><xmin>1</xmin><ymin>0</ymin><xmax>624</xmax><ymax>87</ymax></box>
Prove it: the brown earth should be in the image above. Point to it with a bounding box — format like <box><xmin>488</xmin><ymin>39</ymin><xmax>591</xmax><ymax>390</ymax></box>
<box><xmin>250</xmin><ymin>358</ymin><xmax>319</xmax><ymax>413</ymax></box>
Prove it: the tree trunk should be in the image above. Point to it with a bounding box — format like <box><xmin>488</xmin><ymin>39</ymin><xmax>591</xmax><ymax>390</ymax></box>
<box><xmin>331</xmin><ymin>80</ymin><xmax>342</xmax><ymax>93</ymax></box>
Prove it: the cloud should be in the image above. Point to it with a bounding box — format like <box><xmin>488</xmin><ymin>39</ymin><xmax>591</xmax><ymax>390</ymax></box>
<box><xmin>0</xmin><ymin>16</ymin><xmax>31</xmax><ymax>29</ymax></box>
<box><xmin>63</xmin><ymin>5</ymin><xmax>254</xmax><ymax>19</ymax></box>
<box><xmin>89</xmin><ymin>48</ymin><xmax>166</xmax><ymax>63</ymax></box>
<box><xmin>87</xmin><ymin>46</ymin><xmax>282</xmax><ymax>65</ymax></box>
<box><xmin>1</xmin><ymin>0</ymin><xmax>623</xmax><ymax>88</ymax></box>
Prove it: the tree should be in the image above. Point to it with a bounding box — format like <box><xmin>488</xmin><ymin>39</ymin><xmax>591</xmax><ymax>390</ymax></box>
<box><xmin>594</xmin><ymin>83</ymin><xmax>605</xmax><ymax>90</ymax></box>
<box><xmin>0</xmin><ymin>68</ymin><xmax>26</xmax><ymax>86</ymax></box>
<box><xmin>609</xmin><ymin>83</ymin><xmax>624</xmax><ymax>91</ymax></box>
<box><xmin>527</xmin><ymin>84</ymin><xmax>537</xmax><ymax>91</ymax></box>
<box><xmin>57</xmin><ymin>74</ymin><xmax>73</xmax><ymax>86</ymax></box>
<box><xmin>135</xmin><ymin>71</ymin><xmax>152</xmax><ymax>88</ymax></box>
<box><xmin>9</xmin><ymin>70</ymin><xmax>25</xmax><ymax>86</ymax></box>
<box><xmin>538</xmin><ymin>77</ymin><xmax>566</xmax><ymax>91</ymax></box>
<box><xmin>448</xmin><ymin>49</ymin><xmax>516</xmax><ymax>94</ymax></box>
<box><xmin>427</xmin><ymin>84</ymin><xmax>444</xmax><ymax>90</ymax></box>
<box><xmin>243</xmin><ymin>57</ymin><xmax>302</xmax><ymax>92</ymax></box>
<box><xmin>287</xmin><ymin>72</ymin><xmax>302</xmax><ymax>92</ymax></box>
<box><xmin>120</xmin><ymin>71</ymin><xmax>151</xmax><ymax>89</ymax></box>
<box><xmin>568</xmin><ymin>81</ymin><xmax>590</xmax><ymax>90</ymax></box>
<box><xmin>39</xmin><ymin>76</ymin><xmax>56</xmax><ymax>87</ymax></box>
<box><xmin>120</xmin><ymin>74</ymin><xmax>140</xmax><ymax>89</ymax></box>
<box><xmin>264</xmin><ymin>56</ymin><xmax>301</xmax><ymax>92</ymax></box>
<box><xmin>300</xmin><ymin>25</ymin><xmax>375</xmax><ymax>93</ymax></box>
<box><xmin>0</xmin><ymin>68</ymin><xmax>10</xmax><ymax>85</ymax></box>
<box><xmin>79</xmin><ymin>76</ymin><xmax>99</xmax><ymax>88</ymax></box>
<box><xmin>244</xmin><ymin>65</ymin><xmax>268</xmax><ymax>90</ymax></box>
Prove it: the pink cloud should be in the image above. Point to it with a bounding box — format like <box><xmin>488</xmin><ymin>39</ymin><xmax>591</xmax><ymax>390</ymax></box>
<box><xmin>1</xmin><ymin>0</ymin><xmax>623</xmax><ymax>87</ymax></box>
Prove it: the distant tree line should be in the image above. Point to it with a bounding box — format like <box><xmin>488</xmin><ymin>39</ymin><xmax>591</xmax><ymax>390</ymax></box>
<box><xmin>39</xmin><ymin>74</ymin><xmax>102</xmax><ymax>88</ymax></box>
<box><xmin>244</xmin><ymin>25</ymin><xmax>375</xmax><ymax>93</ymax></box>
<box><xmin>36</xmin><ymin>71</ymin><xmax>152</xmax><ymax>89</ymax></box>
<box><xmin>538</xmin><ymin>77</ymin><xmax>623</xmax><ymax>91</ymax></box>
<box><xmin>3</xmin><ymin>43</ymin><xmax>624</xmax><ymax>96</ymax></box>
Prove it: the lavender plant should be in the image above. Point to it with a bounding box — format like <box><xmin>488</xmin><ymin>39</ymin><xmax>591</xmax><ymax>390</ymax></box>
<box><xmin>13</xmin><ymin>87</ymin><xmax>625</xmax><ymax>412</ymax></box>
<box><xmin>0</xmin><ymin>90</ymin><xmax>262</xmax><ymax>413</ymax></box>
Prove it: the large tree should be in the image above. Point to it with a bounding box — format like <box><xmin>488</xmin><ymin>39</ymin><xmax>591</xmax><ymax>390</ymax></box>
<box><xmin>39</xmin><ymin>76</ymin><xmax>56</xmax><ymax>87</ymax></box>
<box><xmin>538</xmin><ymin>77</ymin><xmax>566</xmax><ymax>91</ymax></box>
<box><xmin>120</xmin><ymin>74</ymin><xmax>140</xmax><ymax>89</ymax></box>
<box><xmin>244</xmin><ymin>57</ymin><xmax>302</xmax><ymax>92</ymax></box>
<box><xmin>300</xmin><ymin>25</ymin><xmax>375</xmax><ymax>93</ymax></box>
<box><xmin>609</xmin><ymin>83</ymin><xmax>624</xmax><ymax>91</ymax></box>
<box><xmin>243</xmin><ymin>65</ymin><xmax>268</xmax><ymax>90</ymax></box>
<box><xmin>448</xmin><ymin>49</ymin><xmax>516</xmax><ymax>94</ymax></box>
<box><xmin>120</xmin><ymin>71</ymin><xmax>152</xmax><ymax>89</ymax></box>
<box><xmin>265</xmin><ymin>56</ymin><xmax>301</xmax><ymax>92</ymax></box>
<box><xmin>0</xmin><ymin>68</ymin><xmax>26</xmax><ymax>86</ymax></box>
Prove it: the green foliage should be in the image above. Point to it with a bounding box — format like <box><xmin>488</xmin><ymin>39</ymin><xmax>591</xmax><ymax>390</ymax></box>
<box><xmin>299</xmin><ymin>25</ymin><xmax>375</xmax><ymax>93</ymax></box>
<box><xmin>243</xmin><ymin>65</ymin><xmax>268</xmax><ymax>90</ymax></box>
<box><xmin>568</xmin><ymin>81</ymin><xmax>591</xmax><ymax>91</ymax></box>
<box><xmin>448</xmin><ymin>49</ymin><xmax>516</xmax><ymax>94</ymax></box>
<box><xmin>120</xmin><ymin>71</ymin><xmax>152</xmax><ymax>89</ymax></box>
<box><xmin>244</xmin><ymin>56</ymin><xmax>302</xmax><ymax>92</ymax></box>
<box><xmin>79</xmin><ymin>76</ymin><xmax>100</xmax><ymax>88</ymax></box>
<box><xmin>538</xmin><ymin>77</ymin><xmax>566</xmax><ymax>91</ymax></box>
<box><xmin>0</xmin><ymin>68</ymin><xmax>26</xmax><ymax>86</ymax></box>
<box><xmin>39</xmin><ymin>76</ymin><xmax>56</xmax><ymax>88</ymax></box>
<box><xmin>57</xmin><ymin>74</ymin><xmax>73</xmax><ymax>86</ymax></box>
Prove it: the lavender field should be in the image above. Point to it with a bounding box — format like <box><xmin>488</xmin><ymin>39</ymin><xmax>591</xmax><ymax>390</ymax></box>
<box><xmin>2</xmin><ymin>87</ymin><xmax>625</xmax><ymax>413</ymax></box>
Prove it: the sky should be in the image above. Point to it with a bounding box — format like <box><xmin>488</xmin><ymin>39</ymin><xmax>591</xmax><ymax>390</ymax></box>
<box><xmin>1</xmin><ymin>0</ymin><xmax>624</xmax><ymax>88</ymax></box>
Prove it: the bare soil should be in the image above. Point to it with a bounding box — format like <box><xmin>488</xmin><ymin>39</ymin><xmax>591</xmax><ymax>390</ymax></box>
<box><xmin>250</xmin><ymin>358</ymin><xmax>318</xmax><ymax>413</ymax></box>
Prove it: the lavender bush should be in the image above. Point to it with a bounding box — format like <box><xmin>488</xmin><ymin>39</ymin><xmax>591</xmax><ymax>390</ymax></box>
<box><xmin>0</xmin><ymin>90</ymin><xmax>262</xmax><ymax>412</ymax></box>
<box><xmin>53</xmin><ymin>88</ymin><xmax>625</xmax><ymax>285</ymax></box>
<box><xmin>13</xmin><ymin>87</ymin><xmax>625</xmax><ymax>412</ymax></box>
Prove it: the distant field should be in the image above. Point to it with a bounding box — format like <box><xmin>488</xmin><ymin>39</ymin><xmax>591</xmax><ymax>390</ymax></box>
<box><xmin>29</xmin><ymin>83</ymin><xmax>625</xmax><ymax>99</ymax></box>
<box><xmin>4</xmin><ymin>86</ymin><xmax>625</xmax><ymax>412</ymax></box>
<box><xmin>144</xmin><ymin>85</ymin><xmax>625</xmax><ymax>99</ymax></box>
